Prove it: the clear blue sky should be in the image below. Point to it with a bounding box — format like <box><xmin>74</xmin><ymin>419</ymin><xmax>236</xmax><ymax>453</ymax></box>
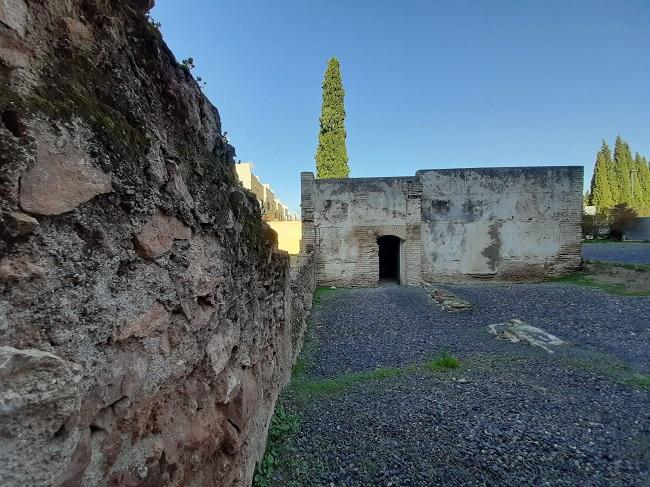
<box><xmin>152</xmin><ymin>0</ymin><xmax>649</xmax><ymax>214</ymax></box>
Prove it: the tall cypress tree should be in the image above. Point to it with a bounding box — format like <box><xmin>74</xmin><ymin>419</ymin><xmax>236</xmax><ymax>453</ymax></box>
<box><xmin>635</xmin><ymin>153</ymin><xmax>650</xmax><ymax>214</ymax></box>
<box><xmin>613</xmin><ymin>136</ymin><xmax>633</xmax><ymax>205</ymax></box>
<box><xmin>315</xmin><ymin>57</ymin><xmax>349</xmax><ymax>178</ymax></box>
<box><xmin>590</xmin><ymin>140</ymin><xmax>615</xmax><ymax>211</ymax></box>
<box><xmin>630</xmin><ymin>152</ymin><xmax>644</xmax><ymax>209</ymax></box>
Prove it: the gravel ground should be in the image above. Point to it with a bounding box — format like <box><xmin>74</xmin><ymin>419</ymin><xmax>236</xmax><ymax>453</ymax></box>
<box><xmin>582</xmin><ymin>242</ymin><xmax>650</xmax><ymax>265</ymax></box>
<box><xmin>275</xmin><ymin>285</ymin><xmax>650</xmax><ymax>486</ymax></box>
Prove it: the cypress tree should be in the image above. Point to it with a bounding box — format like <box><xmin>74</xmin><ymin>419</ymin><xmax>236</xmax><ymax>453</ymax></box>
<box><xmin>590</xmin><ymin>141</ymin><xmax>615</xmax><ymax>211</ymax></box>
<box><xmin>630</xmin><ymin>152</ymin><xmax>644</xmax><ymax>210</ymax></box>
<box><xmin>613</xmin><ymin>136</ymin><xmax>633</xmax><ymax>205</ymax></box>
<box><xmin>635</xmin><ymin>153</ymin><xmax>650</xmax><ymax>215</ymax></box>
<box><xmin>315</xmin><ymin>57</ymin><xmax>350</xmax><ymax>178</ymax></box>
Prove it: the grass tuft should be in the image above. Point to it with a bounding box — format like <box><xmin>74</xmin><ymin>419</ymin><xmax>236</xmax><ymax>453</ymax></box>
<box><xmin>425</xmin><ymin>352</ymin><xmax>460</xmax><ymax>371</ymax></box>
<box><xmin>253</xmin><ymin>405</ymin><xmax>300</xmax><ymax>487</ymax></box>
<box><xmin>313</xmin><ymin>287</ymin><xmax>339</xmax><ymax>305</ymax></box>
<box><xmin>291</xmin><ymin>366</ymin><xmax>403</xmax><ymax>398</ymax></box>
<box><xmin>628</xmin><ymin>373</ymin><xmax>650</xmax><ymax>390</ymax></box>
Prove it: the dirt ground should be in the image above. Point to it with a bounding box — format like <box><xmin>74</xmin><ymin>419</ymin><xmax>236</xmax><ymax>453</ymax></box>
<box><xmin>582</xmin><ymin>261</ymin><xmax>650</xmax><ymax>294</ymax></box>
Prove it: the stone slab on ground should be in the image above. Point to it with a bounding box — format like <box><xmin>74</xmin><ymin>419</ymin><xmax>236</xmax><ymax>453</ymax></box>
<box><xmin>428</xmin><ymin>287</ymin><xmax>472</xmax><ymax>311</ymax></box>
<box><xmin>487</xmin><ymin>318</ymin><xmax>567</xmax><ymax>353</ymax></box>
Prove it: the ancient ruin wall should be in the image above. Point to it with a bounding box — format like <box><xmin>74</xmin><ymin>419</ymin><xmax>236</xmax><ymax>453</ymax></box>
<box><xmin>0</xmin><ymin>1</ymin><xmax>313</xmax><ymax>486</ymax></box>
<box><xmin>302</xmin><ymin>166</ymin><xmax>582</xmax><ymax>287</ymax></box>
<box><xmin>419</xmin><ymin>167</ymin><xmax>583</xmax><ymax>280</ymax></box>
<box><xmin>302</xmin><ymin>173</ymin><xmax>422</xmax><ymax>287</ymax></box>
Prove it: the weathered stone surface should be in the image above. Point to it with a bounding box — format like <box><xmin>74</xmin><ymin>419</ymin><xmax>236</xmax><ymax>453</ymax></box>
<box><xmin>1</xmin><ymin>211</ymin><xmax>38</xmax><ymax>238</ymax></box>
<box><xmin>0</xmin><ymin>41</ymin><xmax>30</xmax><ymax>69</ymax></box>
<box><xmin>0</xmin><ymin>0</ymin><xmax>28</xmax><ymax>37</ymax></box>
<box><xmin>19</xmin><ymin>142</ymin><xmax>113</xmax><ymax>215</ymax></box>
<box><xmin>0</xmin><ymin>346</ymin><xmax>82</xmax><ymax>487</ymax></box>
<box><xmin>134</xmin><ymin>210</ymin><xmax>192</xmax><ymax>259</ymax></box>
<box><xmin>0</xmin><ymin>255</ymin><xmax>44</xmax><ymax>281</ymax></box>
<box><xmin>207</xmin><ymin>319</ymin><xmax>240</xmax><ymax>376</ymax></box>
<box><xmin>114</xmin><ymin>302</ymin><xmax>171</xmax><ymax>340</ymax></box>
<box><xmin>0</xmin><ymin>2</ymin><xmax>315</xmax><ymax>485</ymax></box>
<box><xmin>487</xmin><ymin>318</ymin><xmax>567</xmax><ymax>353</ymax></box>
<box><xmin>62</xmin><ymin>17</ymin><xmax>93</xmax><ymax>46</ymax></box>
<box><xmin>429</xmin><ymin>287</ymin><xmax>472</xmax><ymax>311</ymax></box>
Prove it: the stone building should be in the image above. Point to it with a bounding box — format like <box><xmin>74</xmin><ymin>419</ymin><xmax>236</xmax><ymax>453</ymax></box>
<box><xmin>301</xmin><ymin>166</ymin><xmax>583</xmax><ymax>286</ymax></box>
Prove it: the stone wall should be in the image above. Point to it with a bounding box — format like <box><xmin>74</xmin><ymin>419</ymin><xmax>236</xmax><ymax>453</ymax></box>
<box><xmin>419</xmin><ymin>167</ymin><xmax>583</xmax><ymax>281</ymax></box>
<box><xmin>0</xmin><ymin>1</ymin><xmax>313</xmax><ymax>486</ymax></box>
<box><xmin>301</xmin><ymin>173</ymin><xmax>423</xmax><ymax>287</ymax></box>
<box><xmin>302</xmin><ymin>166</ymin><xmax>582</xmax><ymax>286</ymax></box>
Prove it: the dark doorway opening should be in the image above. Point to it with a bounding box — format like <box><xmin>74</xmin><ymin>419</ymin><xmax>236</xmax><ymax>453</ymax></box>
<box><xmin>377</xmin><ymin>235</ymin><xmax>401</xmax><ymax>284</ymax></box>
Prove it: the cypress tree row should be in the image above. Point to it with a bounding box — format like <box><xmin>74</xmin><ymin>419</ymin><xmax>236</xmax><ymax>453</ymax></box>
<box><xmin>315</xmin><ymin>57</ymin><xmax>350</xmax><ymax>179</ymax></box>
<box><xmin>589</xmin><ymin>136</ymin><xmax>650</xmax><ymax>216</ymax></box>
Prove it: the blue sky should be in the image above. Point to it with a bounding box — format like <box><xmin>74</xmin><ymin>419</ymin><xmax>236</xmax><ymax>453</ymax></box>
<box><xmin>152</xmin><ymin>0</ymin><xmax>649</xmax><ymax>214</ymax></box>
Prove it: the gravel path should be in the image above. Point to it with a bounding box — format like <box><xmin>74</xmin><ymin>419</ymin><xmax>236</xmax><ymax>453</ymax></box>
<box><xmin>275</xmin><ymin>285</ymin><xmax>650</xmax><ymax>486</ymax></box>
<box><xmin>582</xmin><ymin>242</ymin><xmax>650</xmax><ymax>265</ymax></box>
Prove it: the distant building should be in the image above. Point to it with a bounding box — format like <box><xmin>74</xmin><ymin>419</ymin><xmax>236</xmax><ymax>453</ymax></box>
<box><xmin>235</xmin><ymin>162</ymin><xmax>302</xmax><ymax>254</ymax></box>
<box><xmin>235</xmin><ymin>162</ymin><xmax>298</xmax><ymax>222</ymax></box>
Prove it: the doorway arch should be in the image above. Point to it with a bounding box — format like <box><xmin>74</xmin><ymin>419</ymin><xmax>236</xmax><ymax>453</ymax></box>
<box><xmin>377</xmin><ymin>235</ymin><xmax>402</xmax><ymax>284</ymax></box>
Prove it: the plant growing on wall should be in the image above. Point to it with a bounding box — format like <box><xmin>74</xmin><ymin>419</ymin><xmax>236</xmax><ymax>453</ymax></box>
<box><xmin>315</xmin><ymin>57</ymin><xmax>350</xmax><ymax>179</ymax></box>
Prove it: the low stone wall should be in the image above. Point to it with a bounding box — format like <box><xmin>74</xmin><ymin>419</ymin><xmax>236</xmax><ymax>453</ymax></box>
<box><xmin>0</xmin><ymin>1</ymin><xmax>315</xmax><ymax>486</ymax></box>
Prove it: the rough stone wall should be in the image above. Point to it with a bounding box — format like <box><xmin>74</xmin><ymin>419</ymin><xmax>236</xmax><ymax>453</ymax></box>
<box><xmin>301</xmin><ymin>173</ymin><xmax>422</xmax><ymax>287</ymax></box>
<box><xmin>287</xmin><ymin>254</ymin><xmax>315</xmax><ymax>374</ymax></box>
<box><xmin>303</xmin><ymin>166</ymin><xmax>582</xmax><ymax>287</ymax></box>
<box><xmin>419</xmin><ymin>167</ymin><xmax>583</xmax><ymax>281</ymax></box>
<box><xmin>0</xmin><ymin>1</ymin><xmax>313</xmax><ymax>486</ymax></box>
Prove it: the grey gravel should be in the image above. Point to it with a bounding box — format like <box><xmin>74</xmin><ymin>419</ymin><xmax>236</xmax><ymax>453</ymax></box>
<box><xmin>582</xmin><ymin>242</ymin><xmax>650</xmax><ymax>265</ymax></box>
<box><xmin>276</xmin><ymin>285</ymin><xmax>650</xmax><ymax>486</ymax></box>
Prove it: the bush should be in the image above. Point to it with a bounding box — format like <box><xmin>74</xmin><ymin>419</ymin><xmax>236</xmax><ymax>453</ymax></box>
<box><xmin>609</xmin><ymin>204</ymin><xmax>638</xmax><ymax>241</ymax></box>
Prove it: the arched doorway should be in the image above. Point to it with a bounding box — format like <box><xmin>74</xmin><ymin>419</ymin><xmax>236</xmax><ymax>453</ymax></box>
<box><xmin>377</xmin><ymin>235</ymin><xmax>401</xmax><ymax>284</ymax></box>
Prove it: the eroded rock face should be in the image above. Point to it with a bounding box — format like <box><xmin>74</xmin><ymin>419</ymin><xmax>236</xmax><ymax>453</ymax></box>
<box><xmin>134</xmin><ymin>210</ymin><xmax>192</xmax><ymax>260</ymax></box>
<box><xmin>0</xmin><ymin>1</ymin><xmax>314</xmax><ymax>486</ymax></box>
<box><xmin>20</xmin><ymin>137</ymin><xmax>113</xmax><ymax>215</ymax></box>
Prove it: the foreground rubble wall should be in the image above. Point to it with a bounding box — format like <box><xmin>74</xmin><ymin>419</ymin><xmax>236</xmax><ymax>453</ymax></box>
<box><xmin>0</xmin><ymin>1</ymin><xmax>313</xmax><ymax>485</ymax></box>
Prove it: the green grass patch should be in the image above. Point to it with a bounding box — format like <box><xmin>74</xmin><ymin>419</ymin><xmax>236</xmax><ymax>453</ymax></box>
<box><xmin>291</xmin><ymin>366</ymin><xmax>404</xmax><ymax>397</ymax></box>
<box><xmin>560</xmin><ymin>353</ymin><xmax>650</xmax><ymax>392</ymax></box>
<box><xmin>628</xmin><ymin>373</ymin><xmax>650</xmax><ymax>390</ymax></box>
<box><xmin>313</xmin><ymin>286</ymin><xmax>339</xmax><ymax>305</ymax></box>
<box><xmin>553</xmin><ymin>271</ymin><xmax>650</xmax><ymax>297</ymax></box>
<box><xmin>425</xmin><ymin>352</ymin><xmax>460</xmax><ymax>371</ymax></box>
<box><xmin>253</xmin><ymin>405</ymin><xmax>300</xmax><ymax>487</ymax></box>
<box><xmin>290</xmin><ymin>353</ymin><xmax>461</xmax><ymax>399</ymax></box>
<box><xmin>583</xmin><ymin>259</ymin><xmax>650</xmax><ymax>272</ymax></box>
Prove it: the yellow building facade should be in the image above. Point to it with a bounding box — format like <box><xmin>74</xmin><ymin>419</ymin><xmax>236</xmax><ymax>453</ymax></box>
<box><xmin>235</xmin><ymin>162</ymin><xmax>301</xmax><ymax>254</ymax></box>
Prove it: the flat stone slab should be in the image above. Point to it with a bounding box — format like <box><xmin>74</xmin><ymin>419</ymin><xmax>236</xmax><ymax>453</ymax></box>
<box><xmin>487</xmin><ymin>318</ymin><xmax>566</xmax><ymax>353</ymax></box>
<box><xmin>429</xmin><ymin>288</ymin><xmax>472</xmax><ymax>311</ymax></box>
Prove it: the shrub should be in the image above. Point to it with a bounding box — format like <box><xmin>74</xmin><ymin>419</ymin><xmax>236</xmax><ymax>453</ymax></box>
<box><xmin>609</xmin><ymin>203</ymin><xmax>638</xmax><ymax>241</ymax></box>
